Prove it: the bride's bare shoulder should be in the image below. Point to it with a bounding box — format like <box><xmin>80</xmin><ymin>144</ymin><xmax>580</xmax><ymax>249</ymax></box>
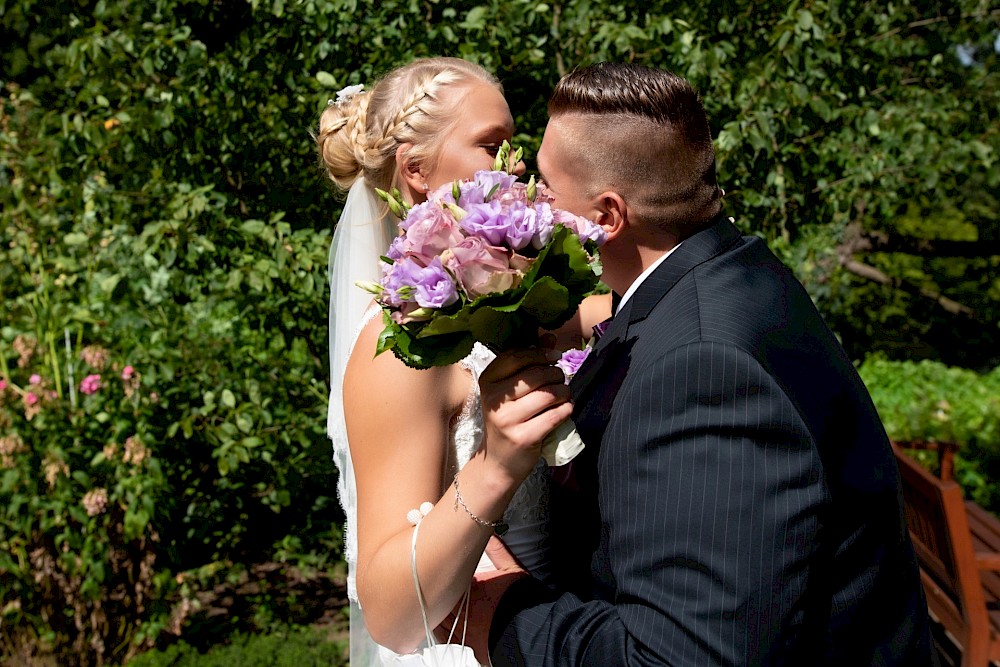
<box><xmin>343</xmin><ymin>315</ymin><xmax>469</xmax><ymax>419</ymax></box>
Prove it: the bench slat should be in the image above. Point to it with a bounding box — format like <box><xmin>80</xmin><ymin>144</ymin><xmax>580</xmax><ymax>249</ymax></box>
<box><xmin>894</xmin><ymin>443</ymin><xmax>1000</xmax><ymax>666</ymax></box>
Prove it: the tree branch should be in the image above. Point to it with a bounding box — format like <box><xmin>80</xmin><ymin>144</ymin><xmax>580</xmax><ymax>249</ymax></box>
<box><xmin>552</xmin><ymin>4</ymin><xmax>566</xmax><ymax>79</ymax></box>
<box><xmin>873</xmin><ymin>9</ymin><xmax>1000</xmax><ymax>41</ymax></box>
<box><xmin>855</xmin><ymin>228</ymin><xmax>1000</xmax><ymax>258</ymax></box>
<box><xmin>839</xmin><ymin>257</ymin><xmax>976</xmax><ymax>317</ymax></box>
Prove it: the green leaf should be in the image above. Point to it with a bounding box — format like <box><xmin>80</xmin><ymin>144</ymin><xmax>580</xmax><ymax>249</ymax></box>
<box><xmin>316</xmin><ymin>71</ymin><xmax>337</xmax><ymax>88</ymax></box>
<box><xmin>221</xmin><ymin>389</ymin><xmax>236</xmax><ymax>408</ymax></box>
<box><xmin>241</xmin><ymin>219</ymin><xmax>266</xmax><ymax>235</ymax></box>
<box><xmin>460</xmin><ymin>6</ymin><xmax>487</xmax><ymax>30</ymax></box>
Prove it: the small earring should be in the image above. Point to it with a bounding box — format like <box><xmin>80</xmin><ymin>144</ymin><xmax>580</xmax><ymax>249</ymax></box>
<box><xmin>422</xmin><ymin>183</ymin><xmax>430</xmax><ymax>192</ymax></box>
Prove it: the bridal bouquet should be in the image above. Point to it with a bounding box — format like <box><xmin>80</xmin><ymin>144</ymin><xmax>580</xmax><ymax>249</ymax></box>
<box><xmin>359</xmin><ymin>143</ymin><xmax>604</xmax><ymax>465</ymax></box>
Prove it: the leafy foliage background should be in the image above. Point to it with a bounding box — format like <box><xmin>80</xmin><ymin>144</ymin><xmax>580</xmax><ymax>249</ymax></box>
<box><xmin>0</xmin><ymin>0</ymin><xmax>997</xmax><ymax>663</ymax></box>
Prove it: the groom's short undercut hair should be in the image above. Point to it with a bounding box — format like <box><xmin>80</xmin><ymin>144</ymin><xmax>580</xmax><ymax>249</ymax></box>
<box><xmin>548</xmin><ymin>63</ymin><xmax>721</xmax><ymax>231</ymax></box>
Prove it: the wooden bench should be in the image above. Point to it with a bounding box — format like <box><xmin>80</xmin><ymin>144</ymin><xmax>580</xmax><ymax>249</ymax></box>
<box><xmin>893</xmin><ymin>441</ymin><xmax>1000</xmax><ymax>666</ymax></box>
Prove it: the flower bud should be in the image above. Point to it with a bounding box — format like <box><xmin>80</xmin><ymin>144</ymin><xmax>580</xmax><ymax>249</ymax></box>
<box><xmin>492</xmin><ymin>140</ymin><xmax>511</xmax><ymax>172</ymax></box>
<box><xmin>510</xmin><ymin>147</ymin><xmax>524</xmax><ymax>173</ymax></box>
<box><xmin>355</xmin><ymin>280</ymin><xmax>384</xmax><ymax>295</ymax></box>
<box><xmin>445</xmin><ymin>202</ymin><xmax>467</xmax><ymax>221</ymax></box>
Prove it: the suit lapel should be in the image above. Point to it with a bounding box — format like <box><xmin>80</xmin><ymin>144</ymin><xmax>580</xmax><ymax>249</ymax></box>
<box><xmin>626</xmin><ymin>213</ymin><xmax>742</xmax><ymax>326</ymax></box>
<box><xmin>569</xmin><ymin>213</ymin><xmax>743</xmax><ymax>444</ymax></box>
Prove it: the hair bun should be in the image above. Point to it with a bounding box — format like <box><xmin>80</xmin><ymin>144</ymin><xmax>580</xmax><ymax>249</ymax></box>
<box><xmin>316</xmin><ymin>90</ymin><xmax>371</xmax><ymax>190</ymax></box>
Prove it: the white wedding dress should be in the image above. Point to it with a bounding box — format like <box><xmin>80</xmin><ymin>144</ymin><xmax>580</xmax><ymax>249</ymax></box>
<box><xmin>335</xmin><ymin>307</ymin><xmax>554</xmax><ymax>667</ymax></box>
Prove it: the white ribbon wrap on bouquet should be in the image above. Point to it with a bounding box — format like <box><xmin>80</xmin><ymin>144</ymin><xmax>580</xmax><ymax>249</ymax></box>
<box><xmin>540</xmin><ymin>419</ymin><xmax>585</xmax><ymax>467</ymax></box>
<box><xmin>391</xmin><ymin>644</ymin><xmax>480</xmax><ymax>667</ymax></box>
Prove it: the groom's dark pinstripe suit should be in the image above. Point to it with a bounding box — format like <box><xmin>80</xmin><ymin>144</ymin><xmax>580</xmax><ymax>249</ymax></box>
<box><xmin>489</xmin><ymin>214</ymin><xmax>934</xmax><ymax>665</ymax></box>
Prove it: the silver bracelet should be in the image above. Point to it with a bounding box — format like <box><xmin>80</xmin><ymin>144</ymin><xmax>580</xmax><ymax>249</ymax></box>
<box><xmin>452</xmin><ymin>473</ymin><xmax>509</xmax><ymax>537</ymax></box>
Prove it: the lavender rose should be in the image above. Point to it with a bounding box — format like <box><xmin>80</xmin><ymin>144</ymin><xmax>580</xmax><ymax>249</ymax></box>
<box><xmin>402</xmin><ymin>203</ymin><xmax>465</xmax><ymax>265</ymax></box>
<box><xmin>552</xmin><ymin>209</ymin><xmax>607</xmax><ymax>245</ymax></box>
<box><xmin>443</xmin><ymin>236</ymin><xmax>519</xmax><ymax>299</ymax></box>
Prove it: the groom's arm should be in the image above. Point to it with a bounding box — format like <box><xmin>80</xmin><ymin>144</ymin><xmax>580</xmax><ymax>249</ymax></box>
<box><xmin>488</xmin><ymin>341</ymin><xmax>825</xmax><ymax>666</ymax></box>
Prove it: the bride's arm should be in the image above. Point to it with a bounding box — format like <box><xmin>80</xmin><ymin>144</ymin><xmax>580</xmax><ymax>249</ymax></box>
<box><xmin>344</xmin><ymin>318</ymin><xmax>569</xmax><ymax>653</ymax></box>
<box><xmin>546</xmin><ymin>292</ymin><xmax>613</xmax><ymax>350</ymax></box>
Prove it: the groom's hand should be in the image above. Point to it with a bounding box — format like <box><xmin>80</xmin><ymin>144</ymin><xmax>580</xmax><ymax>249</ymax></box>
<box><xmin>438</xmin><ymin>537</ymin><xmax>529</xmax><ymax>664</ymax></box>
<box><xmin>479</xmin><ymin>348</ymin><xmax>573</xmax><ymax>484</ymax></box>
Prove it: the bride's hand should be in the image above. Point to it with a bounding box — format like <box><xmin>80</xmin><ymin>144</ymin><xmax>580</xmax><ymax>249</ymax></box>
<box><xmin>478</xmin><ymin>348</ymin><xmax>573</xmax><ymax>484</ymax></box>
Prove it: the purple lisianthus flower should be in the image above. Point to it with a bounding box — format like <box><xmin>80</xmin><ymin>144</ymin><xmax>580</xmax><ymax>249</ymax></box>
<box><xmin>458</xmin><ymin>200</ymin><xmax>507</xmax><ymax>246</ymax></box>
<box><xmin>470</xmin><ymin>170</ymin><xmax>518</xmax><ymax>202</ymax></box>
<box><xmin>556</xmin><ymin>347</ymin><xmax>592</xmax><ymax>383</ymax></box>
<box><xmin>412</xmin><ymin>257</ymin><xmax>459</xmax><ymax>309</ymax></box>
<box><xmin>497</xmin><ymin>202</ymin><xmax>535</xmax><ymax>251</ymax></box>
<box><xmin>380</xmin><ymin>257</ymin><xmax>425</xmax><ymax>307</ymax></box>
<box><xmin>525</xmin><ymin>203</ymin><xmax>555</xmax><ymax>249</ymax></box>
<box><xmin>398</xmin><ymin>199</ymin><xmax>436</xmax><ymax>232</ymax></box>
<box><xmin>434</xmin><ymin>170</ymin><xmax>520</xmax><ymax>208</ymax></box>
<box><xmin>386</xmin><ymin>235</ymin><xmax>406</xmax><ymax>261</ymax></box>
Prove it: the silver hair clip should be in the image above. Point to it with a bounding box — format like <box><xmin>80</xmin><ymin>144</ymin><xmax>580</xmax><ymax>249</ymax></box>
<box><xmin>334</xmin><ymin>84</ymin><xmax>365</xmax><ymax>107</ymax></box>
<box><xmin>327</xmin><ymin>99</ymin><xmax>336</xmax><ymax>106</ymax></box>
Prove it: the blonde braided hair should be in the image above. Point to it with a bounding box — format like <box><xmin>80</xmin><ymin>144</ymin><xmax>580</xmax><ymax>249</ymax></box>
<box><xmin>316</xmin><ymin>58</ymin><xmax>500</xmax><ymax>194</ymax></box>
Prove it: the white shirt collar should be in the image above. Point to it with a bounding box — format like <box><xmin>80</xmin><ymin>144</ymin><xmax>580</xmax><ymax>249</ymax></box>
<box><xmin>615</xmin><ymin>242</ymin><xmax>684</xmax><ymax>316</ymax></box>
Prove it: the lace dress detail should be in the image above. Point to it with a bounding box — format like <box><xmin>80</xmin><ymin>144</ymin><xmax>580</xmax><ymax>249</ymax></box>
<box><xmin>455</xmin><ymin>343</ymin><xmax>553</xmax><ymax>582</ymax></box>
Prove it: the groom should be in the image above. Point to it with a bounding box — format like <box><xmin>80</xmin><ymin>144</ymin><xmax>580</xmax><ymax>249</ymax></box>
<box><xmin>471</xmin><ymin>63</ymin><xmax>935</xmax><ymax>665</ymax></box>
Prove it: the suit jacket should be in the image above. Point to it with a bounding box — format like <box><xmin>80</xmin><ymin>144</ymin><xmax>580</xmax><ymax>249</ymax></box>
<box><xmin>489</xmin><ymin>215</ymin><xmax>934</xmax><ymax>666</ymax></box>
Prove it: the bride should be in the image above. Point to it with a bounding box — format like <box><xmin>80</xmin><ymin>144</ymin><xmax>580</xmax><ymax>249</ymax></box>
<box><xmin>316</xmin><ymin>58</ymin><xmax>610</xmax><ymax>665</ymax></box>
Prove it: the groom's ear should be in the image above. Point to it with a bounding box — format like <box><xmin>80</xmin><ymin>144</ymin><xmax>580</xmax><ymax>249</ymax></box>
<box><xmin>595</xmin><ymin>191</ymin><xmax>629</xmax><ymax>241</ymax></box>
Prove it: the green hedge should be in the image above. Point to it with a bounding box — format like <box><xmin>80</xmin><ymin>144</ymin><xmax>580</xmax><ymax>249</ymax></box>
<box><xmin>123</xmin><ymin>626</ymin><xmax>346</xmax><ymax>667</ymax></box>
<box><xmin>859</xmin><ymin>357</ymin><xmax>1000</xmax><ymax>509</ymax></box>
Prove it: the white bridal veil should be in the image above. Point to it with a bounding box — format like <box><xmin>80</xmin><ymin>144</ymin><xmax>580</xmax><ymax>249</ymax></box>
<box><xmin>327</xmin><ymin>176</ymin><xmax>397</xmax><ymax>667</ymax></box>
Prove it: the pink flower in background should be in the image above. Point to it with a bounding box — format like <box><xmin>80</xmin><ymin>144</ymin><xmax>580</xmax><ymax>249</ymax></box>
<box><xmin>82</xmin><ymin>488</ymin><xmax>109</xmax><ymax>517</ymax></box>
<box><xmin>123</xmin><ymin>435</ymin><xmax>149</xmax><ymax>466</ymax></box>
<box><xmin>80</xmin><ymin>374</ymin><xmax>102</xmax><ymax>395</ymax></box>
<box><xmin>24</xmin><ymin>392</ymin><xmax>39</xmax><ymax>406</ymax></box>
<box><xmin>121</xmin><ymin>366</ymin><xmax>135</xmax><ymax>380</ymax></box>
<box><xmin>0</xmin><ymin>379</ymin><xmax>7</xmax><ymax>391</ymax></box>
<box><xmin>29</xmin><ymin>374</ymin><xmax>41</xmax><ymax>385</ymax></box>
<box><xmin>80</xmin><ymin>345</ymin><xmax>110</xmax><ymax>370</ymax></box>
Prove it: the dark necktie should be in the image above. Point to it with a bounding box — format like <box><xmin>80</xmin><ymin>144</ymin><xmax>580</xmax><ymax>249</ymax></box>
<box><xmin>591</xmin><ymin>292</ymin><xmax>622</xmax><ymax>341</ymax></box>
